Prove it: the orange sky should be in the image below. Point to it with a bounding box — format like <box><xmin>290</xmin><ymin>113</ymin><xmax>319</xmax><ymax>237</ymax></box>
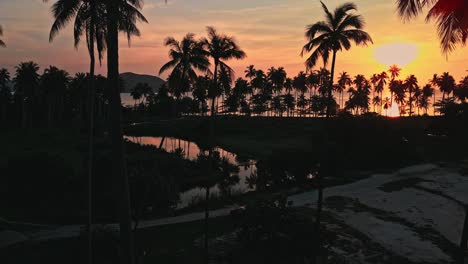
<box><xmin>1</xmin><ymin>0</ymin><xmax>468</xmax><ymax>85</ymax></box>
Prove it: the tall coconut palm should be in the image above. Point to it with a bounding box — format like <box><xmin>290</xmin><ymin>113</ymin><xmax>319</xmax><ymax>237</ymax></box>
<box><xmin>0</xmin><ymin>25</ymin><xmax>5</xmax><ymax>47</ymax></box>
<box><xmin>0</xmin><ymin>68</ymin><xmax>10</xmax><ymax>121</ymax></box>
<box><xmin>45</xmin><ymin>0</ymin><xmax>109</xmax><ymax>262</ymax></box>
<box><xmin>404</xmin><ymin>75</ymin><xmax>418</xmax><ymax>116</ymax></box>
<box><xmin>396</xmin><ymin>0</ymin><xmax>468</xmax><ymax>53</ymax></box>
<box><xmin>438</xmin><ymin>72</ymin><xmax>456</xmax><ymax>100</ymax></box>
<box><xmin>40</xmin><ymin>66</ymin><xmax>71</xmax><ymax>127</ymax></box>
<box><xmin>455</xmin><ymin>76</ymin><xmax>468</xmax><ymax>102</ymax></box>
<box><xmin>337</xmin><ymin>71</ymin><xmax>352</xmax><ymax>109</ymax></box>
<box><xmin>201</xmin><ymin>26</ymin><xmax>245</xmax><ymax>261</ymax></box>
<box><xmin>14</xmin><ymin>62</ymin><xmax>40</xmax><ymax>128</ymax></box>
<box><xmin>159</xmin><ymin>33</ymin><xmax>211</xmax><ymax>101</ymax></box>
<box><xmin>301</xmin><ymin>1</ymin><xmax>372</xmax><ymax>117</ymax></box>
<box><xmin>376</xmin><ymin>72</ymin><xmax>388</xmax><ymax>114</ymax></box>
<box><xmin>370</xmin><ymin>74</ymin><xmax>380</xmax><ymax>112</ymax></box>
<box><xmin>244</xmin><ymin>65</ymin><xmax>256</xmax><ymax>100</ymax></box>
<box><xmin>388</xmin><ymin>65</ymin><xmax>401</xmax><ymax>105</ymax></box>
<box><xmin>430</xmin><ymin>74</ymin><xmax>440</xmax><ymax>114</ymax></box>
<box><xmin>245</xmin><ymin>65</ymin><xmax>256</xmax><ymax>82</ymax></box>
<box><xmin>202</xmin><ymin>26</ymin><xmax>246</xmax><ymax>118</ymax></box>
<box><xmin>98</xmin><ymin>1</ymin><xmax>147</xmax><ymax>263</ymax></box>
<box><xmin>421</xmin><ymin>84</ymin><xmax>435</xmax><ymax>114</ymax></box>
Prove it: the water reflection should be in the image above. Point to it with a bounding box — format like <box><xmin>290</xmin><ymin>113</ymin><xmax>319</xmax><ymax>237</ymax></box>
<box><xmin>125</xmin><ymin>136</ymin><xmax>257</xmax><ymax>208</ymax></box>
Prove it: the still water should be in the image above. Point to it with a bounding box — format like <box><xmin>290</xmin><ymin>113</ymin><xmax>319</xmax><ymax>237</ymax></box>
<box><xmin>125</xmin><ymin>136</ymin><xmax>257</xmax><ymax>209</ymax></box>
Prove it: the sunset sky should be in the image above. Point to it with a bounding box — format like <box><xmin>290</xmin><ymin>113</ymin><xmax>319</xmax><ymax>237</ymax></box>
<box><xmin>1</xmin><ymin>0</ymin><xmax>468</xmax><ymax>85</ymax></box>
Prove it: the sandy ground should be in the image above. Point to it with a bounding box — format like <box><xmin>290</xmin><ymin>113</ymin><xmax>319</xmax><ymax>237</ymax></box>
<box><xmin>289</xmin><ymin>164</ymin><xmax>467</xmax><ymax>263</ymax></box>
<box><xmin>2</xmin><ymin>164</ymin><xmax>467</xmax><ymax>263</ymax></box>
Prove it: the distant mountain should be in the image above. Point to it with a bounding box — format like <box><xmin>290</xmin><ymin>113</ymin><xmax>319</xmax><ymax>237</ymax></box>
<box><xmin>119</xmin><ymin>72</ymin><xmax>165</xmax><ymax>93</ymax></box>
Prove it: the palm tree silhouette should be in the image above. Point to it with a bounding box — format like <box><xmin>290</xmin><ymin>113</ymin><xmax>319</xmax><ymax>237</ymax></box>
<box><xmin>404</xmin><ymin>75</ymin><xmax>419</xmax><ymax>116</ymax></box>
<box><xmin>159</xmin><ymin>33</ymin><xmax>211</xmax><ymax>104</ymax></box>
<box><xmin>14</xmin><ymin>62</ymin><xmax>40</xmax><ymax>128</ymax></box>
<box><xmin>438</xmin><ymin>72</ymin><xmax>456</xmax><ymax>101</ymax></box>
<box><xmin>244</xmin><ymin>65</ymin><xmax>257</xmax><ymax>100</ymax></box>
<box><xmin>40</xmin><ymin>66</ymin><xmax>70</xmax><ymax>127</ymax></box>
<box><xmin>104</xmin><ymin>1</ymin><xmax>147</xmax><ymax>263</ymax></box>
<box><xmin>396</xmin><ymin>0</ymin><xmax>468</xmax><ymax>53</ymax></box>
<box><xmin>301</xmin><ymin>1</ymin><xmax>372</xmax><ymax>117</ymax></box>
<box><xmin>0</xmin><ymin>25</ymin><xmax>5</xmax><ymax>47</ymax></box>
<box><xmin>0</xmin><ymin>69</ymin><xmax>10</xmax><ymax>121</ymax></box>
<box><xmin>388</xmin><ymin>65</ymin><xmax>401</xmax><ymax>105</ymax></box>
<box><xmin>455</xmin><ymin>76</ymin><xmax>468</xmax><ymax>103</ymax></box>
<box><xmin>376</xmin><ymin>72</ymin><xmax>388</xmax><ymax>114</ymax></box>
<box><xmin>370</xmin><ymin>74</ymin><xmax>380</xmax><ymax>112</ymax></box>
<box><xmin>44</xmin><ymin>0</ymin><xmax>113</xmax><ymax>261</ymax></box>
<box><xmin>202</xmin><ymin>26</ymin><xmax>246</xmax><ymax>118</ymax></box>
<box><xmin>337</xmin><ymin>72</ymin><xmax>351</xmax><ymax>109</ymax></box>
<box><xmin>421</xmin><ymin>84</ymin><xmax>435</xmax><ymax>115</ymax></box>
<box><xmin>245</xmin><ymin>65</ymin><xmax>256</xmax><ymax>82</ymax></box>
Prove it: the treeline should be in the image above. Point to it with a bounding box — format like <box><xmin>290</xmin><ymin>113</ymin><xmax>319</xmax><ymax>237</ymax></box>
<box><xmin>130</xmin><ymin>64</ymin><xmax>468</xmax><ymax>118</ymax></box>
<box><xmin>0</xmin><ymin>62</ymin><xmax>125</xmax><ymax>129</ymax></box>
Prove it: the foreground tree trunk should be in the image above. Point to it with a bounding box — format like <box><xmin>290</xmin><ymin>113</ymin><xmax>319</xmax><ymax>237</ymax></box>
<box><xmin>87</xmin><ymin>17</ymin><xmax>96</xmax><ymax>264</ymax></box>
<box><xmin>326</xmin><ymin>50</ymin><xmax>337</xmax><ymax>118</ymax></box>
<box><xmin>107</xmin><ymin>3</ymin><xmax>134</xmax><ymax>264</ymax></box>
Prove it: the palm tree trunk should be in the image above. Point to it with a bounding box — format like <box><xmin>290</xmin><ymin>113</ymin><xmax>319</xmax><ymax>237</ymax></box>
<box><xmin>107</xmin><ymin>3</ymin><xmax>134</xmax><ymax>264</ymax></box>
<box><xmin>211</xmin><ymin>60</ymin><xmax>218</xmax><ymax>117</ymax></box>
<box><xmin>87</xmin><ymin>18</ymin><xmax>96</xmax><ymax>264</ymax></box>
<box><xmin>409</xmin><ymin>90</ymin><xmax>413</xmax><ymax>117</ymax></box>
<box><xmin>206</xmin><ymin>59</ymin><xmax>219</xmax><ymax>264</ymax></box>
<box><xmin>326</xmin><ymin>50</ymin><xmax>337</xmax><ymax>118</ymax></box>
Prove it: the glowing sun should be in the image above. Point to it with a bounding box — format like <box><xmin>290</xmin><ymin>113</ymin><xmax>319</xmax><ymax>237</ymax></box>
<box><xmin>374</xmin><ymin>43</ymin><xmax>418</xmax><ymax>67</ymax></box>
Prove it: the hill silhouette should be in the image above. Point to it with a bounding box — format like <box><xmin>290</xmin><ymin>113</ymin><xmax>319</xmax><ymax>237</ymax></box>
<box><xmin>120</xmin><ymin>72</ymin><xmax>165</xmax><ymax>93</ymax></box>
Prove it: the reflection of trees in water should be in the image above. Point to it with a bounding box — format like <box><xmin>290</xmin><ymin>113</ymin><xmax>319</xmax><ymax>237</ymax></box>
<box><xmin>247</xmin><ymin>152</ymin><xmax>321</xmax><ymax>191</ymax></box>
<box><xmin>195</xmin><ymin>150</ymin><xmax>240</xmax><ymax>197</ymax></box>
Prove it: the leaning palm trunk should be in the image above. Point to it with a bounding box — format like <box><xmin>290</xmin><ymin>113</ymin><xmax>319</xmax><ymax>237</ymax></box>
<box><xmin>107</xmin><ymin>3</ymin><xmax>134</xmax><ymax>264</ymax></box>
<box><xmin>87</xmin><ymin>17</ymin><xmax>96</xmax><ymax>264</ymax></box>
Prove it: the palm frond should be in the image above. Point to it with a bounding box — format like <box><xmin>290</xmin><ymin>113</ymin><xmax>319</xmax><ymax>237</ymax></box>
<box><xmin>396</xmin><ymin>0</ymin><xmax>436</xmax><ymax>20</ymax></box>
<box><xmin>305</xmin><ymin>21</ymin><xmax>333</xmax><ymax>39</ymax></box>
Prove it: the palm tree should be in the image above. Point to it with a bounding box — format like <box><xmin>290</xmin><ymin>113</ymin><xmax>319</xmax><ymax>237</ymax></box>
<box><xmin>396</xmin><ymin>0</ymin><xmax>468</xmax><ymax>53</ymax></box>
<box><xmin>0</xmin><ymin>25</ymin><xmax>5</xmax><ymax>47</ymax></box>
<box><xmin>404</xmin><ymin>75</ymin><xmax>418</xmax><ymax>116</ymax></box>
<box><xmin>104</xmin><ymin>1</ymin><xmax>147</xmax><ymax>264</ymax></box>
<box><xmin>14</xmin><ymin>62</ymin><xmax>40</xmax><ymax>128</ymax></box>
<box><xmin>392</xmin><ymin>80</ymin><xmax>407</xmax><ymax>116</ymax></box>
<box><xmin>0</xmin><ymin>68</ymin><xmax>10</xmax><ymax>122</ymax></box>
<box><xmin>159</xmin><ymin>33</ymin><xmax>211</xmax><ymax>102</ymax></box>
<box><xmin>40</xmin><ymin>66</ymin><xmax>70</xmax><ymax>127</ymax></box>
<box><xmin>438</xmin><ymin>72</ymin><xmax>456</xmax><ymax>100</ymax></box>
<box><xmin>201</xmin><ymin>26</ymin><xmax>245</xmax><ymax>260</ymax></box>
<box><xmin>376</xmin><ymin>72</ymin><xmax>388</xmax><ymax>114</ymax></box>
<box><xmin>337</xmin><ymin>72</ymin><xmax>352</xmax><ymax>109</ymax></box>
<box><xmin>245</xmin><ymin>65</ymin><xmax>256</xmax><ymax>82</ymax></box>
<box><xmin>388</xmin><ymin>65</ymin><xmax>401</xmax><ymax>105</ymax></box>
<box><xmin>45</xmin><ymin>1</ymin><xmax>110</xmax><ymax>261</ymax></box>
<box><xmin>421</xmin><ymin>84</ymin><xmax>435</xmax><ymax>114</ymax></box>
<box><xmin>301</xmin><ymin>1</ymin><xmax>372</xmax><ymax>117</ymax></box>
<box><xmin>202</xmin><ymin>26</ymin><xmax>246</xmax><ymax>118</ymax></box>
<box><xmin>455</xmin><ymin>76</ymin><xmax>468</xmax><ymax>103</ymax></box>
<box><xmin>382</xmin><ymin>96</ymin><xmax>391</xmax><ymax>116</ymax></box>
<box><xmin>430</xmin><ymin>74</ymin><xmax>439</xmax><ymax>115</ymax></box>
<box><xmin>370</xmin><ymin>74</ymin><xmax>380</xmax><ymax>112</ymax></box>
